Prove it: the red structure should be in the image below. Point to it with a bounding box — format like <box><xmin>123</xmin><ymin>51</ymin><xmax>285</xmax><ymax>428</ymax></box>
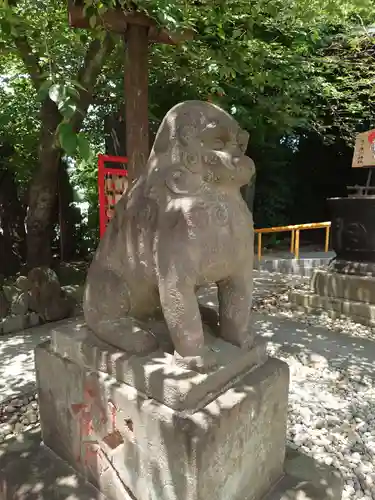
<box><xmin>98</xmin><ymin>154</ymin><xmax>128</xmax><ymax>237</ymax></box>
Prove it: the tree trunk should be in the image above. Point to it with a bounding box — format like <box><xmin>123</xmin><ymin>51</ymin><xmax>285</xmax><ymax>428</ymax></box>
<box><xmin>22</xmin><ymin>35</ymin><xmax>114</xmax><ymax>268</ymax></box>
<box><xmin>57</xmin><ymin>160</ymin><xmax>82</xmax><ymax>261</ymax></box>
<box><xmin>26</xmin><ymin>99</ymin><xmax>61</xmax><ymax>268</ymax></box>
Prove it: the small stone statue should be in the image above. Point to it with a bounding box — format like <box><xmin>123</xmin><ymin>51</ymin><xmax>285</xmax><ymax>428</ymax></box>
<box><xmin>83</xmin><ymin>101</ymin><xmax>255</xmax><ymax>368</ymax></box>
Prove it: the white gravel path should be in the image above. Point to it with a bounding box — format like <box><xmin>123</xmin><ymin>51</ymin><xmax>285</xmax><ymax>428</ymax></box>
<box><xmin>214</xmin><ymin>271</ymin><xmax>375</xmax><ymax>499</ymax></box>
<box><xmin>1</xmin><ymin>269</ymin><xmax>375</xmax><ymax>499</ymax></box>
<box><xmin>276</xmin><ymin>347</ymin><xmax>375</xmax><ymax>499</ymax></box>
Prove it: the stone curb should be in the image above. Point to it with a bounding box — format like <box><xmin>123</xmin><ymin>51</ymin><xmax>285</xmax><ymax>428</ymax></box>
<box><xmin>254</xmin><ymin>258</ymin><xmax>332</xmax><ymax>277</ymax></box>
<box><xmin>290</xmin><ymin>290</ymin><xmax>375</xmax><ymax>328</ymax></box>
<box><xmin>0</xmin><ymin>312</ymin><xmax>41</xmax><ymax>335</ymax></box>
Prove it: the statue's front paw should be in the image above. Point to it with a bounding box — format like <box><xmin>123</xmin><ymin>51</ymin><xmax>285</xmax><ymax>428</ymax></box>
<box><xmin>173</xmin><ymin>346</ymin><xmax>219</xmax><ymax>373</ymax></box>
<box><xmin>240</xmin><ymin>332</ymin><xmax>255</xmax><ymax>350</ymax></box>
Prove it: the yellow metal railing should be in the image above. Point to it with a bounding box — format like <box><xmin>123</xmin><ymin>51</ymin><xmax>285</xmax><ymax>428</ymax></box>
<box><xmin>255</xmin><ymin>221</ymin><xmax>331</xmax><ymax>260</ymax></box>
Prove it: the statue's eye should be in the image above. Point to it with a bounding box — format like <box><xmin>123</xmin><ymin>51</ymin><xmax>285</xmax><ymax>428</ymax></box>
<box><xmin>212</xmin><ymin>139</ymin><xmax>225</xmax><ymax>151</ymax></box>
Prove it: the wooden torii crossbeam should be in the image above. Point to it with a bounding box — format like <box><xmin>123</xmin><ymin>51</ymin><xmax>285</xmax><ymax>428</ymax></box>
<box><xmin>68</xmin><ymin>0</ymin><xmax>192</xmax><ymax>183</ymax></box>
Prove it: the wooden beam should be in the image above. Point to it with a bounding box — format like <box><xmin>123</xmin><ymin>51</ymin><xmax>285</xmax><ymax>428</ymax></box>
<box><xmin>124</xmin><ymin>24</ymin><xmax>149</xmax><ymax>183</ymax></box>
<box><xmin>67</xmin><ymin>0</ymin><xmax>193</xmax><ymax>185</ymax></box>
<box><xmin>68</xmin><ymin>2</ymin><xmax>193</xmax><ymax>45</ymax></box>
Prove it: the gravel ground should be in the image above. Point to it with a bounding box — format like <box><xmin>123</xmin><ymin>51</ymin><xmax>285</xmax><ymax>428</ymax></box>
<box><xmin>253</xmin><ymin>271</ymin><xmax>375</xmax><ymax>342</ymax></box>
<box><xmin>1</xmin><ymin>270</ymin><xmax>375</xmax><ymax>499</ymax></box>
<box><xmin>254</xmin><ymin>272</ymin><xmax>375</xmax><ymax>499</ymax></box>
<box><xmin>0</xmin><ymin>391</ymin><xmax>39</xmax><ymax>442</ymax></box>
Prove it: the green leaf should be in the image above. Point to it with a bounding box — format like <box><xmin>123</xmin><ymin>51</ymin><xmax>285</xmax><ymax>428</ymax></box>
<box><xmin>59</xmin><ymin>100</ymin><xmax>77</xmax><ymax>119</ymax></box>
<box><xmin>79</xmin><ymin>33</ymin><xmax>89</xmax><ymax>44</ymax></box>
<box><xmin>49</xmin><ymin>84</ymin><xmax>65</xmax><ymax>104</ymax></box>
<box><xmin>58</xmin><ymin>123</ymin><xmax>77</xmax><ymax>156</ymax></box>
<box><xmin>97</xmin><ymin>2</ymin><xmax>107</xmax><ymax>14</ymax></box>
<box><xmin>77</xmin><ymin>134</ymin><xmax>91</xmax><ymax>160</ymax></box>
<box><xmin>89</xmin><ymin>15</ymin><xmax>96</xmax><ymax>29</ymax></box>
<box><xmin>1</xmin><ymin>21</ymin><xmax>11</xmax><ymax>36</ymax></box>
<box><xmin>37</xmin><ymin>79</ymin><xmax>53</xmax><ymax>101</ymax></box>
<box><xmin>65</xmin><ymin>85</ymin><xmax>80</xmax><ymax>100</ymax></box>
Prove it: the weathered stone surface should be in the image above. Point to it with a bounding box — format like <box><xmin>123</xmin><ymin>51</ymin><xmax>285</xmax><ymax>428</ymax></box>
<box><xmin>0</xmin><ymin>290</ymin><xmax>9</xmax><ymax>319</ymax></box>
<box><xmin>10</xmin><ymin>291</ymin><xmax>29</xmax><ymax>315</ymax></box>
<box><xmin>83</xmin><ymin>101</ymin><xmax>256</xmax><ymax>364</ymax></box>
<box><xmin>311</xmin><ymin>268</ymin><xmax>375</xmax><ymax>304</ymax></box>
<box><xmin>329</xmin><ymin>258</ymin><xmax>375</xmax><ymax>277</ymax></box>
<box><xmin>36</xmin><ymin>340</ymin><xmax>289</xmax><ymax>500</ymax></box>
<box><xmin>25</xmin><ymin>312</ymin><xmax>41</xmax><ymax>329</ymax></box>
<box><xmin>14</xmin><ymin>275</ymin><xmax>30</xmax><ymax>292</ymax></box>
<box><xmin>2</xmin><ymin>285</ymin><xmax>18</xmax><ymax>304</ymax></box>
<box><xmin>328</xmin><ymin>196</ymin><xmax>375</xmax><ymax>264</ymax></box>
<box><xmin>50</xmin><ymin>318</ymin><xmax>268</xmax><ymax>412</ymax></box>
<box><xmin>61</xmin><ymin>284</ymin><xmax>84</xmax><ymax>304</ymax></box>
<box><xmin>1</xmin><ymin>315</ymin><xmax>25</xmax><ymax>334</ymax></box>
<box><xmin>290</xmin><ymin>289</ymin><xmax>375</xmax><ymax>326</ymax></box>
<box><xmin>0</xmin><ymin>312</ymin><xmax>40</xmax><ymax>335</ymax></box>
<box><xmin>291</xmin><ymin>268</ymin><xmax>375</xmax><ymax>326</ymax></box>
<box><xmin>28</xmin><ymin>267</ymin><xmax>74</xmax><ymax>322</ymax></box>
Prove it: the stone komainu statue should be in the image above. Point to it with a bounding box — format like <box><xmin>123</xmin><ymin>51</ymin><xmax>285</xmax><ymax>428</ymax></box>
<box><xmin>83</xmin><ymin>101</ymin><xmax>256</xmax><ymax>366</ymax></box>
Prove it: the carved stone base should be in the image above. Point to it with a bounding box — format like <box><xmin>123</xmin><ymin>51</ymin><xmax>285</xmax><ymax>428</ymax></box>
<box><xmin>290</xmin><ymin>268</ymin><xmax>375</xmax><ymax>326</ymax></box>
<box><xmin>35</xmin><ymin>321</ymin><xmax>343</xmax><ymax>500</ymax></box>
<box><xmin>48</xmin><ymin>318</ymin><xmax>267</xmax><ymax>412</ymax></box>
<box><xmin>329</xmin><ymin>258</ymin><xmax>375</xmax><ymax>277</ymax></box>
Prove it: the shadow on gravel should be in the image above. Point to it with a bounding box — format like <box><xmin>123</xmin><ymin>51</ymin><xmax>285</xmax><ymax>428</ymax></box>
<box><xmin>253</xmin><ymin>313</ymin><xmax>375</xmax><ymax>383</ymax></box>
<box><xmin>0</xmin><ymin>427</ymin><xmax>104</xmax><ymax>500</ymax></box>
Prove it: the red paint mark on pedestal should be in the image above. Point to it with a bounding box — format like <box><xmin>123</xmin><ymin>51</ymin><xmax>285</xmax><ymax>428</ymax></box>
<box><xmin>71</xmin><ymin>378</ymin><xmax>122</xmax><ymax>468</ymax></box>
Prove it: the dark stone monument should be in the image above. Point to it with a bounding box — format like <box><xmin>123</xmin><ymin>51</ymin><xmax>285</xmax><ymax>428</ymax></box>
<box><xmin>329</xmin><ymin>195</ymin><xmax>375</xmax><ymax>275</ymax></box>
<box><xmin>291</xmin><ymin>129</ymin><xmax>375</xmax><ymax>326</ymax></box>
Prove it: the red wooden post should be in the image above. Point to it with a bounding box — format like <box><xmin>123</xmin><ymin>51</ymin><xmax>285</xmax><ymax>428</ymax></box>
<box><xmin>98</xmin><ymin>154</ymin><xmax>128</xmax><ymax>238</ymax></box>
<box><xmin>97</xmin><ymin>154</ymin><xmax>106</xmax><ymax>238</ymax></box>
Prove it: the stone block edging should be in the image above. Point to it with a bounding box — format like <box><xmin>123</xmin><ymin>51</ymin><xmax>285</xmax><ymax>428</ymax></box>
<box><xmin>0</xmin><ymin>312</ymin><xmax>41</xmax><ymax>336</ymax></box>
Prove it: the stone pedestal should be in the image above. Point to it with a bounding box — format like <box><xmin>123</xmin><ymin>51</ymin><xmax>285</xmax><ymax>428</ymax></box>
<box><xmin>35</xmin><ymin>319</ymin><xmax>342</xmax><ymax>500</ymax></box>
<box><xmin>290</xmin><ymin>267</ymin><xmax>375</xmax><ymax>326</ymax></box>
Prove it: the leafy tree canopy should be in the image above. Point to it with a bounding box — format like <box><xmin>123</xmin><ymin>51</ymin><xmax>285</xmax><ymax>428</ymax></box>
<box><xmin>0</xmin><ymin>0</ymin><xmax>375</xmax><ymax>257</ymax></box>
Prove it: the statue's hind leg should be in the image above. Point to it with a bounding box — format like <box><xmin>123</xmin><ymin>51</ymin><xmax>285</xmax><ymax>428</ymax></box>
<box><xmin>83</xmin><ymin>267</ymin><xmax>159</xmax><ymax>354</ymax></box>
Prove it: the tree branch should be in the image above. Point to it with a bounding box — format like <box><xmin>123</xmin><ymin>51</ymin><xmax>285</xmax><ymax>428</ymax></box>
<box><xmin>70</xmin><ymin>33</ymin><xmax>115</xmax><ymax>133</ymax></box>
<box><xmin>13</xmin><ymin>34</ymin><xmax>44</xmax><ymax>91</ymax></box>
